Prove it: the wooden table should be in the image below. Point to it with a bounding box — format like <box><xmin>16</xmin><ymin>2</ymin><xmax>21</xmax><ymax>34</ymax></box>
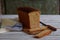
<box><xmin>0</xmin><ymin>15</ymin><xmax>60</xmax><ymax>40</ymax></box>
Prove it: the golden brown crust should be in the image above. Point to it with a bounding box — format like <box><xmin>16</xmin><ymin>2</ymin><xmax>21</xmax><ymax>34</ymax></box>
<box><xmin>34</xmin><ymin>29</ymin><xmax>52</xmax><ymax>38</ymax></box>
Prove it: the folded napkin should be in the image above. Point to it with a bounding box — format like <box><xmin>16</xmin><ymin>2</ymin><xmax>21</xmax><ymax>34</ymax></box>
<box><xmin>6</xmin><ymin>23</ymin><xmax>22</xmax><ymax>32</ymax></box>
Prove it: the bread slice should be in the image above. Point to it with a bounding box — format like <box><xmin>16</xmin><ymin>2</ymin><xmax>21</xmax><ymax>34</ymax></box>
<box><xmin>34</xmin><ymin>29</ymin><xmax>52</xmax><ymax>38</ymax></box>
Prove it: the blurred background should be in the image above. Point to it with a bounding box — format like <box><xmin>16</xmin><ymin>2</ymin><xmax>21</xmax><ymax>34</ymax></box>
<box><xmin>0</xmin><ymin>0</ymin><xmax>59</xmax><ymax>15</ymax></box>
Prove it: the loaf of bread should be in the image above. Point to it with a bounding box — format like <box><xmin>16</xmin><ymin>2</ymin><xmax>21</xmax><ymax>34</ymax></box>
<box><xmin>17</xmin><ymin>7</ymin><xmax>40</xmax><ymax>34</ymax></box>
